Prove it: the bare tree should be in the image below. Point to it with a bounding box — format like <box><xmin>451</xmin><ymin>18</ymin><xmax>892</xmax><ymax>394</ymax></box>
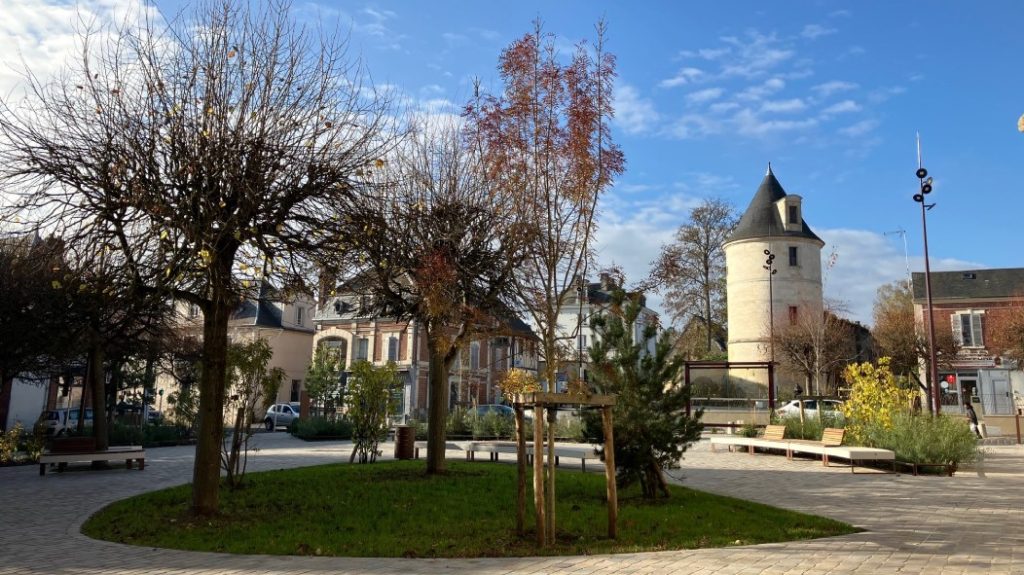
<box><xmin>773</xmin><ymin>306</ymin><xmax>856</xmax><ymax>396</ymax></box>
<box><xmin>0</xmin><ymin>0</ymin><xmax>393</xmax><ymax>514</ymax></box>
<box><xmin>464</xmin><ymin>20</ymin><xmax>624</xmax><ymax>392</ymax></box>
<box><xmin>329</xmin><ymin>119</ymin><xmax>532</xmax><ymax>474</ymax></box>
<box><xmin>650</xmin><ymin>198</ymin><xmax>736</xmax><ymax>354</ymax></box>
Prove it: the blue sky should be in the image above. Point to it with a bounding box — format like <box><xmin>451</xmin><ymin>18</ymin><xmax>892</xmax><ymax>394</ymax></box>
<box><xmin>3</xmin><ymin>1</ymin><xmax>1022</xmax><ymax>325</ymax></box>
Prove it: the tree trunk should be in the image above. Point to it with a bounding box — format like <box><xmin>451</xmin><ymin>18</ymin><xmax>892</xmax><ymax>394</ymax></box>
<box><xmin>0</xmin><ymin>373</ymin><xmax>14</xmax><ymax>432</ymax></box>
<box><xmin>191</xmin><ymin>295</ymin><xmax>232</xmax><ymax>516</ymax></box>
<box><xmin>425</xmin><ymin>336</ymin><xmax>450</xmax><ymax>475</ymax></box>
<box><xmin>88</xmin><ymin>343</ymin><xmax>109</xmax><ymax>451</ymax></box>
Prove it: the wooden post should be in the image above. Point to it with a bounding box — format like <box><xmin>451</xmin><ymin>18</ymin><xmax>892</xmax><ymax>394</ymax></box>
<box><xmin>546</xmin><ymin>405</ymin><xmax>556</xmax><ymax>544</ymax></box>
<box><xmin>533</xmin><ymin>404</ymin><xmax>546</xmax><ymax>546</ymax></box>
<box><xmin>515</xmin><ymin>404</ymin><xmax>526</xmax><ymax>535</ymax></box>
<box><xmin>601</xmin><ymin>405</ymin><xmax>618</xmax><ymax>539</ymax></box>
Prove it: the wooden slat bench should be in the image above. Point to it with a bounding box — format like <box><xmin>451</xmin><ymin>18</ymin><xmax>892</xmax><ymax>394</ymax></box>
<box><xmin>412</xmin><ymin>440</ymin><xmax>598</xmax><ymax>471</ymax></box>
<box><xmin>785</xmin><ymin>427</ymin><xmax>846</xmax><ymax>461</ymax></box>
<box><xmin>39</xmin><ymin>445</ymin><xmax>146</xmax><ymax>476</ymax></box>
<box><xmin>709</xmin><ymin>424</ymin><xmax>786</xmax><ymax>454</ymax></box>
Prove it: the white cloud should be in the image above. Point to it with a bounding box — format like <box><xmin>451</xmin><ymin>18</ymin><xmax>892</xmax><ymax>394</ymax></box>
<box><xmin>709</xmin><ymin>101</ymin><xmax>740</xmax><ymax>113</ymax></box>
<box><xmin>867</xmin><ymin>85</ymin><xmax>906</xmax><ymax>103</ymax></box>
<box><xmin>736</xmin><ymin>77</ymin><xmax>785</xmax><ymax>101</ymax></box>
<box><xmin>838</xmin><ymin>119</ymin><xmax>879</xmax><ymax>137</ymax></box>
<box><xmin>801</xmin><ymin>24</ymin><xmax>837</xmax><ymax>40</ymax></box>
<box><xmin>0</xmin><ymin>0</ymin><xmax>155</xmax><ymax>98</ymax></box>
<box><xmin>761</xmin><ymin>98</ymin><xmax>807</xmax><ymax>113</ymax></box>
<box><xmin>817</xmin><ymin>228</ymin><xmax>985</xmax><ymax>325</ymax></box>
<box><xmin>614</xmin><ymin>84</ymin><xmax>660</xmax><ymax>135</ymax></box>
<box><xmin>659</xmin><ymin>67</ymin><xmax>704</xmax><ymax>88</ymax></box>
<box><xmin>821</xmin><ymin>99</ymin><xmax>862</xmax><ymax>115</ymax></box>
<box><xmin>812</xmin><ymin>80</ymin><xmax>858</xmax><ymax>97</ymax></box>
<box><xmin>718</xmin><ymin>32</ymin><xmax>795</xmax><ymax>78</ymax></box>
<box><xmin>686</xmin><ymin>87</ymin><xmax>724</xmax><ymax>104</ymax></box>
<box><xmin>733</xmin><ymin>108</ymin><xmax>818</xmax><ymax>137</ymax></box>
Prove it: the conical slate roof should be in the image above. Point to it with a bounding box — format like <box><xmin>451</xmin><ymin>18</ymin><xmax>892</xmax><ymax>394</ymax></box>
<box><xmin>726</xmin><ymin>165</ymin><xmax>823</xmax><ymax>244</ymax></box>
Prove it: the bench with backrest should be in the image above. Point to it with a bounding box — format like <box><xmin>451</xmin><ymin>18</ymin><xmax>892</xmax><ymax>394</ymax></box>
<box><xmin>784</xmin><ymin>427</ymin><xmax>846</xmax><ymax>460</ymax></box>
<box><xmin>710</xmin><ymin>425</ymin><xmax>895</xmax><ymax>473</ymax></box>
<box><xmin>709</xmin><ymin>424</ymin><xmax>787</xmax><ymax>454</ymax></box>
<box><xmin>39</xmin><ymin>439</ymin><xmax>146</xmax><ymax>476</ymax></box>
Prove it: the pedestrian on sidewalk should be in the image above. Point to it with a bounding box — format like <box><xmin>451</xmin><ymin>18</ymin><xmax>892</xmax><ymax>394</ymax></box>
<box><xmin>964</xmin><ymin>400</ymin><xmax>982</xmax><ymax>438</ymax></box>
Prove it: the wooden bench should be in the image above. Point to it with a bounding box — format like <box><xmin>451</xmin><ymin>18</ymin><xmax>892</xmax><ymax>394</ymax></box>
<box><xmin>785</xmin><ymin>427</ymin><xmax>846</xmax><ymax>461</ymax></box>
<box><xmin>39</xmin><ymin>444</ymin><xmax>146</xmax><ymax>476</ymax></box>
<box><xmin>711</xmin><ymin>426</ymin><xmax>895</xmax><ymax>473</ymax></box>
<box><xmin>412</xmin><ymin>440</ymin><xmax>598</xmax><ymax>471</ymax></box>
<box><xmin>709</xmin><ymin>424</ymin><xmax>786</xmax><ymax>454</ymax></box>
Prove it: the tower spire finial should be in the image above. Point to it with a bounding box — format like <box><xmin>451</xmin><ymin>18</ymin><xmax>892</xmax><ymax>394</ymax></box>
<box><xmin>767</xmin><ymin>161</ymin><xmax>773</xmax><ymax>176</ymax></box>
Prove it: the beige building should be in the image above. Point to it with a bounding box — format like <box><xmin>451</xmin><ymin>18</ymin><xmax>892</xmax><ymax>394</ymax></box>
<box><xmin>157</xmin><ymin>284</ymin><xmax>316</xmax><ymax>418</ymax></box>
<box><xmin>313</xmin><ymin>293</ymin><xmax>538</xmax><ymax>420</ymax></box>
<box><xmin>725</xmin><ymin>165</ymin><xmax>824</xmax><ymax>391</ymax></box>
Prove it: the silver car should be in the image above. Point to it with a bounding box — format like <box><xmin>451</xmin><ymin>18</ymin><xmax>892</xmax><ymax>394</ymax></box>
<box><xmin>264</xmin><ymin>403</ymin><xmax>300</xmax><ymax>431</ymax></box>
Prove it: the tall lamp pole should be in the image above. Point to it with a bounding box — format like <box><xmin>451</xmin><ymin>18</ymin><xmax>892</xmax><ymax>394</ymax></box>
<box><xmin>763</xmin><ymin>249</ymin><xmax>778</xmax><ymax>399</ymax></box>
<box><xmin>913</xmin><ymin>137</ymin><xmax>940</xmax><ymax>414</ymax></box>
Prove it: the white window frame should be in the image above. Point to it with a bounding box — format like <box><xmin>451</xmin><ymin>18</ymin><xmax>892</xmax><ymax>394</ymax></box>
<box><xmin>296</xmin><ymin>306</ymin><xmax>304</xmax><ymax>326</ymax></box>
<box><xmin>952</xmin><ymin>310</ymin><xmax>985</xmax><ymax>348</ymax></box>
<box><xmin>356</xmin><ymin>337</ymin><xmax>370</xmax><ymax>361</ymax></box>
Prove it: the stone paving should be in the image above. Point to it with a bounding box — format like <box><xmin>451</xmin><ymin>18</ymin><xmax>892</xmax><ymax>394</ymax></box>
<box><xmin>1</xmin><ymin>433</ymin><xmax>1022</xmax><ymax>575</ymax></box>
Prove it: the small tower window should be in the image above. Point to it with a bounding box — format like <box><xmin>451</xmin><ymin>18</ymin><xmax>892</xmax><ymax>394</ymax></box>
<box><xmin>788</xmin><ymin>246</ymin><xmax>799</xmax><ymax>266</ymax></box>
<box><xmin>788</xmin><ymin>205</ymin><xmax>799</xmax><ymax>225</ymax></box>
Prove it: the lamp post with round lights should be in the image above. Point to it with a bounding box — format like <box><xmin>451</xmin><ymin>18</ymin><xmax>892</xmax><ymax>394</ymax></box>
<box><xmin>763</xmin><ymin>249</ymin><xmax>778</xmax><ymax>401</ymax></box>
<box><xmin>914</xmin><ymin>164</ymin><xmax>941</xmax><ymax>415</ymax></box>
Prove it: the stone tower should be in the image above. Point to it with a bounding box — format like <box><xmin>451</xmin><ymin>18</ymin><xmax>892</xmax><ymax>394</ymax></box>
<box><xmin>725</xmin><ymin>165</ymin><xmax>824</xmax><ymax>382</ymax></box>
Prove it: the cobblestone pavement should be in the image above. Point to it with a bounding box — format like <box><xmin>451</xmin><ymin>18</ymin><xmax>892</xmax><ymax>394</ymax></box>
<box><xmin>1</xmin><ymin>433</ymin><xmax>1021</xmax><ymax>575</ymax></box>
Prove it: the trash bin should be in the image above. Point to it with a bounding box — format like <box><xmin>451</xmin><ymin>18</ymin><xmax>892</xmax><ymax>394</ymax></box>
<box><xmin>394</xmin><ymin>425</ymin><xmax>415</xmax><ymax>460</ymax></box>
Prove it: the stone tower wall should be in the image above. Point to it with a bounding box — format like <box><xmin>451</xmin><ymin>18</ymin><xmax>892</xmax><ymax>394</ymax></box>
<box><xmin>725</xmin><ymin>236</ymin><xmax>824</xmax><ymax>370</ymax></box>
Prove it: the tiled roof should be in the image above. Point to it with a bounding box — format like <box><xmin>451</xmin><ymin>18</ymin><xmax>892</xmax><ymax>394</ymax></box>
<box><xmin>726</xmin><ymin>166</ymin><xmax>823</xmax><ymax>244</ymax></box>
<box><xmin>912</xmin><ymin>268</ymin><xmax>1024</xmax><ymax>302</ymax></box>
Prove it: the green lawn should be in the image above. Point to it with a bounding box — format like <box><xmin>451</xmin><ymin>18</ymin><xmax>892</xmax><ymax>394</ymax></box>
<box><xmin>83</xmin><ymin>461</ymin><xmax>858</xmax><ymax>557</ymax></box>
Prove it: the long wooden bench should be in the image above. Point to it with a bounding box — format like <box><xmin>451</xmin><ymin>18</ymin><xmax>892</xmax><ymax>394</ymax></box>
<box><xmin>39</xmin><ymin>445</ymin><xmax>146</xmax><ymax>476</ymax></box>
<box><xmin>710</xmin><ymin>426</ymin><xmax>895</xmax><ymax>473</ymax></box>
<box><xmin>709</xmin><ymin>424</ymin><xmax>786</xmax><ymax>453</ymax></box>
<box><xmin>412</xmin><ymin>440</ymin><xmax>598</xmax><ymax>471</ymax></box>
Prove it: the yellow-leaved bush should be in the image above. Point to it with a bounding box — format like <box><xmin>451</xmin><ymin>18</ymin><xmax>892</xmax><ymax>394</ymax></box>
<box><xmin>499</xmin><ymin>368</ymin><xmax>540</xmax><ymax>403</ymax></box>
<box><xmin>841</xmin><ymin>358</ymin><xmax>914</xmax><ymax>445</ymax></box>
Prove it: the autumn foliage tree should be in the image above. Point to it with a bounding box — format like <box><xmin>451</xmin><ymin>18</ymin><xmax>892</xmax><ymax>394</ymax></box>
<box><xmin>988</xmin><ymin>300</ymin><xmax>1024</xmax><ymax>369</ymax></box>
<box><xmin>773</xmin><ymin>307</ymin><xmax>856</xmax><ymax>396</ymax></box>
<box><xmin>465</xmin><ymin>20</ymin><xmax>624</xmax><ymax>393</ymax></box>
<box><xmin>0</xmin><ymin>0</ymin><xmax>392</xmax><ymax>514</ymax></box>
<box><xmin>872</xmin><ymin>281</ymin><xmax>960</xmax><ymax>403</ymax></box>
<box><xmin>330</xmin><ymin>119</ymin><xmax>532</xmax><ymax>474</ymax></box>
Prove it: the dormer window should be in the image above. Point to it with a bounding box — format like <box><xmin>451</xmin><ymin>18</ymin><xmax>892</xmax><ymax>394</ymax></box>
<box><xmin>788</xmin><ymin>205</ymin><xmax>799</xmax><ymax>225</ymax></box>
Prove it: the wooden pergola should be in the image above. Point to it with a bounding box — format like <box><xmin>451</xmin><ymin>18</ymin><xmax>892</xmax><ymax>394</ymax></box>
<box><xmin>511</xmin><ymin>392</ymin><xmax>617</xmax><ymax>547</ymax></box>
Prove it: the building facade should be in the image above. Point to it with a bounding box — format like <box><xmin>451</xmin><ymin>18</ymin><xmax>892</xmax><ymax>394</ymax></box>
<box><xmin>549</xmin><ymin>273</ymin><xmax>659</xmax><ymax>389</ymax></box>
<box><xmin>913</xmin><ymin>268</ymin><xmax>1024</xmax><ymax>415</ymax></box>
<box><xmin>312</xmin><ymin>293</ymin><xmax>538</xmax><ymax>420</ymax></box>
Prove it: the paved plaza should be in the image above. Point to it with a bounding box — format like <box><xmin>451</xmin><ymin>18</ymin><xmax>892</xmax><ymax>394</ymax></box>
<box><xmin>0</xmin><ymin>433</ymin><xmax>1021</xmax><ymax>575</ymax></box>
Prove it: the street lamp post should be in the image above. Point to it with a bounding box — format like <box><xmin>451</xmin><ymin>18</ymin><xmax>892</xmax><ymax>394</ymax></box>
<box><xmin>913</xmin><ymin>148</ymin><xmax>940</xmax><ymax>414</ymax></box>
<box><xmin>763</xmin><ymin>249</ymin><xmax>778</xmax><ymax>400</ymax></box>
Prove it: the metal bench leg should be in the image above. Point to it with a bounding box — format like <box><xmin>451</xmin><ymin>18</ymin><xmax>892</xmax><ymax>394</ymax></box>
<box><xmin>126</xmin><ymin>459</ymin><xmax>133</xmax><ymax>470</ymax></box>
<box><xmin>138</xmin><ymin>458</ymin><xmax>145</xmax><ymax>471</ymax></box>
<box><xmin>39</xmin><ymin>463</ymin><xmax>46</xmax><ymax>476</ymax></box>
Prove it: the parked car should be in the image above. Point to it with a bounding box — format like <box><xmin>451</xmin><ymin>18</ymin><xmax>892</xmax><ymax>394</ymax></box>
<box><xmin>470</xmin><ymin>404</ymin><xmax>515</xmax><ymax>418</ymax></box>
<box><xmin>38</xmin><ymin>408</ymin><xmax>94</xmax><ymax>436</ymax></box>
<box><xmin>775</xmin><ymin>399</ymin><xmax>844</xmax><ymax>418</ymax></box>
<box><xmin>264</xmin><ymin>403</ymin><xmax>300</xmax><ymax>431</ymax></box>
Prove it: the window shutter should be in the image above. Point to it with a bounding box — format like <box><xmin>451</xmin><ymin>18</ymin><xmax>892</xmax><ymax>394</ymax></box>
<box><xmin>972</xmin><ymin>313</ymin><xmax>984</xmax><ymax>347</ymax></box>
<box><xmin>951</xmin><ymin>314</ymin><xmax>963</xmax><ymax>345</ymax></box>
